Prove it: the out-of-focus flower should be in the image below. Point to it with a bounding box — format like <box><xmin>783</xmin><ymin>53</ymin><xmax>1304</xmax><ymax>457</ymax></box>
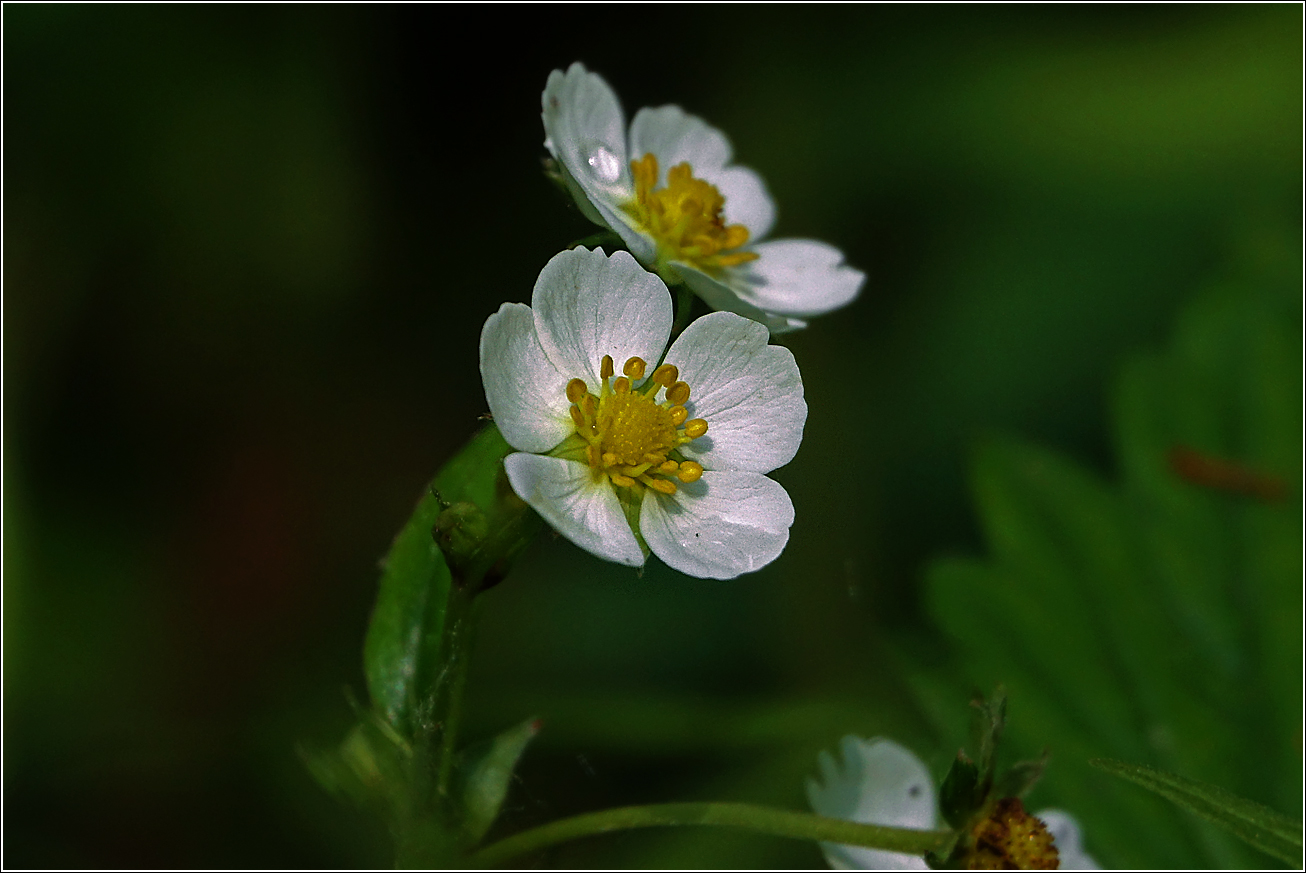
<box><xmin>542</xmin><ymin>62</ymin><xmax>864</xmax><ymax>333</ymax></box>
<box><xmin>807</xmin><ymin>736</ymin><xmax>1100</xmax><ymax>870</ymax></box>
<box><xmin>480</xmin><ymin>247</ymin><xmax>804</xmax><ymax>579</ymax></box>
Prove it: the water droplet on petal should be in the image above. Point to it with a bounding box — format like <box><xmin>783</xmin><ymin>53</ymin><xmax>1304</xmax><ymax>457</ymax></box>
<box><xmin>586</xmin><ymin>145</ymin><xmax>621</xmax><ymax>182</ymax></box>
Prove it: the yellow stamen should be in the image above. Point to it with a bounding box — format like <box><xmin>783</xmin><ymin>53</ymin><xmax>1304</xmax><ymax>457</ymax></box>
<box><xmin>677</xmin><ymin>461</ymin><xmax>703</xmax><ymax>483</ymax></box>
<box><xmin>665</xmin><ymin>381</ymin><xmax>690</xmax><ymax>406</ymax></box>
<box><xmin>563</xmin><ymin>352</ymin><xmax>713</xmax><ymax>494</ymax></box>
<box><xmin>652</xmin><ymin>364</ymin><xmax>679</xmax><ymax>387</ymax></box>
<box><xmin>623</xmin><ymin>356</ymin><xmax>647</xmax><ymax>380</ymax></box>
<box><xmin>621</xmin><ymin>153</ymin><xmax>760</xmax><ymax>276</ymax></box>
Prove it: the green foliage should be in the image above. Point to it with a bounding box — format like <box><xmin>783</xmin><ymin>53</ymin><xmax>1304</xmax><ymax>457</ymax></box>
<box><xmin>1090</xmin><ymin>758</ymin><xmax>1303</xmax><ymax>866</ymax></box>
<box><xmin>456</xmin><ymin>717</ymin><xmax>541</xmax><ymax>844</ymax></box>
<box><xmin>918</xmin><ymin>270</ymin><xmax>1301</xmax><ymax>869</ymax></box>
<box><xmin>363</xmin><ymin>425</ymin><xmax>510</xmax><ymax>736</ymax></box>
<box><xmin>939</xmin><ymin>752</ymin><xmax>981</xmax><ymax>831</ymax></box>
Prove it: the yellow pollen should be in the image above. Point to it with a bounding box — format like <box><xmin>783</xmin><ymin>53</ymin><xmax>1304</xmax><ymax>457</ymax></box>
<box><xmin>623</xmin><ymin>356</ymin><xmax>647</xmax><ymax>379</ymax></box>
<box><xmin>565</xmin><ymin>356</ymin><xmax>711</xmax><ymax>492</ymax></box>
<box><xmin>652</xmin><ymin>364</ymin><xmax>678</xmax><ymax>387</ymax></box>
<box><xmin>565</xmin><ymin>378</ymin><xmax>588</xmax><ymax>403</ymax></box>
<box><xmin>623</xmin><ymin>154</ymin><xmax>760</xmax><ymax>275</ymax></box>
<box><xmin>665</xmin><ymin>381</ymin><xmax>691</xmax><ymax>406</ymax></box>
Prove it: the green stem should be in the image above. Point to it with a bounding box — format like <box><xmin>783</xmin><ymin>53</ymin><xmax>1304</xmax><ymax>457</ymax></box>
<box><xmin>670</xmin><ymin>283</ymin><xmax>695</xmax><ymax>337</ymax></box>
<box><xmin>472</xmin><ymin>801</ymin><xmax>952</xmax><ymax>866</ymax></box>
<box><xmin>434</xmin><ymin>581</ymin><xmax>482</xmax><ymax>801</ymax></box>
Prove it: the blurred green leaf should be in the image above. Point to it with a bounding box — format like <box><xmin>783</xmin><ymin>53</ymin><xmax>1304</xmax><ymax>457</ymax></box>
<box><xmin>992</xmin><ymin>751</ymin><xmax>1048</xmax><ymax>802</ymax></box>
<box><xmin>363</xmin><ymin>425</ymin><xmax>511</xmax><ymax>735</ymax></box>
<box><xmin>457</xmin><ymin>716</ymin><xmax>541</xmax><ymax>845</ymax></box>
<box><xmin>1090</xmin><ymin>758</ymin><xmax>1303</xmax><ymax>866</ymax></box>
<box><xmin>918</xmin><ymin>269</ymin><xmax>1301</xmax><ymax>869</ymax></box>
<box><xmin>939</xmin><ymin>751</ymin><xmax>981</xmax><ymax>830</ymax></box>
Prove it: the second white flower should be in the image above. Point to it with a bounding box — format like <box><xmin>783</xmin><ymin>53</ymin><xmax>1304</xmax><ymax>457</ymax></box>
<box><xmin>480</xmin><ymin>247</ymin><xmax>806</xmax><ymax>580</ymax></box>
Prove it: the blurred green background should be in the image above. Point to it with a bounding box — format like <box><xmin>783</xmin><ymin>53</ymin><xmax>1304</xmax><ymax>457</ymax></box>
<box><xmin>5</xmin><ymin>5</ymin><xmax>1300</xmax><ymax>868</ymax></box>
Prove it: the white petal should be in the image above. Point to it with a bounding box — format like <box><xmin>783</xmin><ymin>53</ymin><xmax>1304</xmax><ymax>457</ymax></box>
<box><xmin>540</xmin><ymin>64</ymin><xmax>658</xmax><ymax>262</ymax></box>
<box><xmin>628</xmin><ymin>105</ymin><xmax>732</xmax><ymax>174</ymax></box>
<box><xmin>1035</xmin><ymin>809</ymin><xmax>1100</xmax><ymax>870</ymax></box>
<box><xmin>479</xmin><ymin>302</ymin><xmax>573</xmax><ymax>453</ymax></box>
<box><xmin>663</xmin><ymin>311</ymin><xmax>805</xmax><ymax>474</ymax></box>
<box><xmin>709</xmin><ymin>165</ymin><xmax>776</xmax><ymax>242</ymax></box>
<box><xmin>639</xmin><ymin>471</ymin><xmax>793</xmax><ymax>579</ymax></box>
<box><xmin>531</xmin><ymin>248</ymin><xmax>672</xmax><ymax>388</ymax></box>
<box><xmin>807</xmin><ymin>737</ymin><xmax>937</xmax><ymax>871</ymax></box>
<box><xmin>675</xmin><ymin>263</ymin><xmax>805</xmax><ymax>333</ymax></box>
<box><xmin>736</xmin><ymin>239</ymin><xmax>865</xmax><ymax>318</ymax></box>
<box><xmin>542</xmin><ymin>63</ymin><xmax>632</xmax><ymax>204</ymax></box>
<box><xmin>503</xmin><ymin>453</ymin><xmax>644</xmax><ymax>567</ymax></box>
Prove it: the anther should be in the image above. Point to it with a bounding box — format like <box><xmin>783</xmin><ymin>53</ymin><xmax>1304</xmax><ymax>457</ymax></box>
<box><xmin>623</xmin><ymin>357</ymin><xmax>647</xmax><ymax>380</ymax></box>
<box><xmin>645</xmin><ymin>477</ymin><xmax>677</xmax><ymax>495</ymax></box>
<box><xmin>600</xmin><ymin>355</ymin><xmax>614</xmax><ymax>380</ymax></box>
<box><xmin>569</xmin><ymin>406</ymin><xmax>587</xmax><ymax>429</ymax></box>
<box><xmin>669</xmin><ymin>405</ymin><xmax>688</xmax><ymax>426</ymax></box>
<box><xmin>659</xmin><ymin>460</ymin><xmax>680</xmax><ymax>474</ymax></box>
<box><xmin>613</xmin><ymin>376</ymin><xmax>631</xmax><ymax>394</ymax></box>
<box><xmin>683</xmin><ymin>419</ymin><xmax>708</xmax><ymax>439</ymax></box>
<box><xmin>566</xmin><ymin>378</ymin><xmax>589</xmax><ymax>403</ymax></box>
<box><xmin>651</xmin><ymin>364</ymin><xmax>679</xmax><ymax>387</ymax></box>
<box><xmin>602</xmin><ymin>452</ymin><xmax>619</xmax><ymax>468</ymax></box>
<box><xmin>677</xmin><ymin>461</ymin><xmax>704</xmax><ymax>483</ymax></box>
<box><xmin>581</xmin><ymin>396</ymin><xmax>597</xmax><ymax>417</ymax></box>
<box><xmin>643</xmin><ymin>452</ymin><xmax>666</xmax><ymax>465</ymax></box>
<box><xmin>610</xmin><ymin>473</ymin><xmax>637</xmax><ymax>487</ymax></box>
<box><xmin>665</xmin><ymin>381</ymin><xmax>690</xmax><ymax>406</ymax></box>
<box><xmin>586</xmin><ymin>445</ymin><xmax>601</xmax><ymax>466</ymax></box>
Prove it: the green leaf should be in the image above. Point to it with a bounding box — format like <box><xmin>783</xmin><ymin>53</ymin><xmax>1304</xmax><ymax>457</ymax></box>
<box><xmin>457</xmin><ymin>717</ymin><xmax>542</xmax><ymax>845</ymax></box>
<box><xmin>1090</xmin><ymin>758</ymin><xmax>1303</xmax><ymax>866</ymax></box>
<box><xmin>916</xmin><ymin>267</ymin><xmax>1302</xmax><ymax>869</ymax></box>
<box><xmin>363</xmin><ymin>425</ymin><xmax>512</xmax><ymax>735</ymax></box>
<box><xmin>938</xmin><ymin>751</ymin><xmax>981</xmax><ymax>830</ymax></box>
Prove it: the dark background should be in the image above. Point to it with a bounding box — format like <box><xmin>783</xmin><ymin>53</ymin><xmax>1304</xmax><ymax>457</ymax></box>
<box><xmin>5</xmin><ymin>5</ymin><xmax>1300</xmax><ymax>867</ymax></box>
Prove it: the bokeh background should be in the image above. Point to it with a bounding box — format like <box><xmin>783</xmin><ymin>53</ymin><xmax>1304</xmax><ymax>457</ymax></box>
<box><xmin>5</xmin><ymin>4</ymin><xmax>1301</xmax><ymax>868</ymax></box>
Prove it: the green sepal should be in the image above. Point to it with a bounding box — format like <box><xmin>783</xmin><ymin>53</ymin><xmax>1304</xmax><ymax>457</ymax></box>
<box><xmin>456</xmin><ymin>717</ymin><xmax>542</xmax><ymax>845</ymax></box>
<box><xmin>968</xmin><ymin>686</ymin><xmax>1007</xmax><ymax>795</ymax></box>
<box><xmin>566</xmin><ymin>229</ymin><xmax>625</xmax><ymax>252</ymax></box>
<box><xmin>1090</xmin><ymin>758</ymin><xmax>1304</xmax><ymax>866</ymax></box>
<box><xmin>993</xmin><ymin>749</ymin><xmax>1049</xmax><ymax>800</ymax></box>
<box><xmin>939</xmin><ymin>750</ymin><xmax>982</xmax><ymax>830</ymax></box>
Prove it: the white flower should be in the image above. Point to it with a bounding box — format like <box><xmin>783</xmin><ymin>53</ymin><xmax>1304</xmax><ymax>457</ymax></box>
<box><xmin>541</xmin><ymin>61</ymin><xmax>864</xmax><ymax>334</ymax></box>
<box><xmin>479</xmin><ymin>246</ymin><xmax>805</xmax><ymax>580</ymax></box>
<box><xmin>807</xmin><ymin>737</ymin><xmax>1101</xmax><ymax>871</ymax></box>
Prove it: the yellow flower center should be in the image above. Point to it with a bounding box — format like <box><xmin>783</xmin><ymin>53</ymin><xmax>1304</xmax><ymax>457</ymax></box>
<box><xmin>965</xmin><ymin>798</ymin><xmax>1059</xmax><ymax>870</ymax></box>
<box><xmin>622</xmin><ymin>153</ymin><xmax>760</xmax><ymax>275</ymax></box>
<box><xmin>565</xmin><ymin>354</ymin><xmax>708</xmax><ymax>494</ymax></box>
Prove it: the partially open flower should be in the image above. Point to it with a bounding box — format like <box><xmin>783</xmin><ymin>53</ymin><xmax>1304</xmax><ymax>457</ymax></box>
<box><xmin>542</xmin><ymin>61</ymin><xmax>864</xmax><ymax>334</ymax></box>
<box><xmin>480</xmin><ymin>247</ymin><xmax>804</xmax><ymax>579</ymax></box>
<box><xmin>807</xmin><ymin>737</ymin><xmax>1100</xmax><ymax>870</ymax></box>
